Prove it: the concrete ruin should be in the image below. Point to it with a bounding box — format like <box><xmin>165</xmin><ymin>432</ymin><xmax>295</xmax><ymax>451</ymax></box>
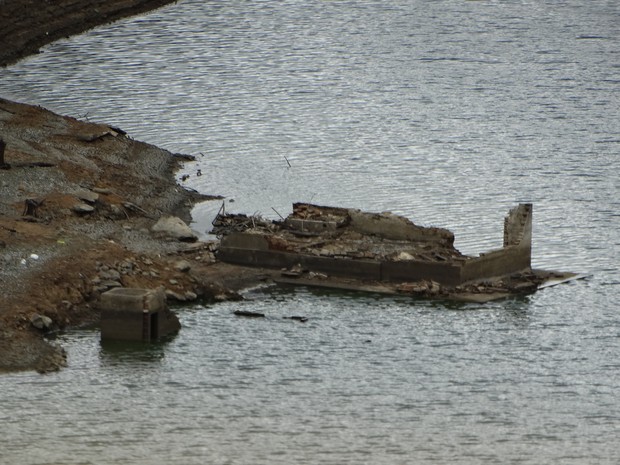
<box><xmin>214</xmin><ymin>203</ymin><xmax>575</xmax><ymax>302</ymax></box>
<box><xmin>100</xmin><ymin>288</ymin><xmax>181</xmax><ymax>341</ymax></box>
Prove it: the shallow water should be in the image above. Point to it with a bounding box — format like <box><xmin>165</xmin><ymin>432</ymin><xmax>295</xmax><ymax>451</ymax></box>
<box><xmin>1</xmin><ymin>0</ymin><xmax>619</xmax><ymax>463</ymax></box>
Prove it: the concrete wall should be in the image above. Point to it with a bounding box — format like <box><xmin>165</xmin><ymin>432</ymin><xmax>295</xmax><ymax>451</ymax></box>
<box><xmin>348</xmin><ymin>209</ymin><xmax>454</xmax><ymax>245</ymax></box>
<box><xmin>100</xmin><ymin>288</ymin><xmax>180</xmax><ymax>341</ymax></box>
<box><xmin>381</xmin><ymin>260</ymin><xmax>463</xmax><ymax>286</ymax></box>
<box><xmin>460</xmin><ymin>203</ymin><xmax>532</xmax><ymax>282</ymax></box>
<box><xmin>460</xmin><ymin>246</ymin><xmax>530</xmax><ymax>282</ymax></box>
<box><xmin>218</xmin><ymin>245</ymin><xmax>382</xmax><ymax>280</ymax></box>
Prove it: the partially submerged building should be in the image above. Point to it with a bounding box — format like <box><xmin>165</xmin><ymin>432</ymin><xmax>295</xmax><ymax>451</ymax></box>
<box><xmin>214</xmin><ymin>203</ymin><xmax>574</xmax><ymax>302</ymax></box>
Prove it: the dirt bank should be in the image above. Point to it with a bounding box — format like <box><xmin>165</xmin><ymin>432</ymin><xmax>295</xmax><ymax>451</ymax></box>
<box><xmin>0</xmin><ymin>0</ymin><xmax>277</xmax><ymax>373</ymax></box>
<box><xmin>0</xmin><ymin>0</ymin><xmax>179</xmax><ymax>67</ymax></box>
<box><xmin>0</xmin><ymin>96</ymin><xmax>275</xmax><ymax>373</ymax></box>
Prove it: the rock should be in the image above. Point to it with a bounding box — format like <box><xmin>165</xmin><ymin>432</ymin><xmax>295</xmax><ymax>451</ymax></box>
<box><xmin>99</xmin><ymin>269</ymin><xmax>121</xmax><ymax>281</ymax></box>
<box><xmin>118</xmin><ymin>260</ymin><xmax>134</xmax><ymax>272</ymax></box>
<box><xmin>394</xmin><ymin>251</ymin><xmax>415</xmax><ymax>261</ymax></box>
<box><xmin>92</xmin><ymin>187</ymin><xmax>114</xmax><ymax>195</ymax></box>
<box><xmin>100</xmin><ymin>280</ymin><xmax>122</xmax><ymax>289</ymax></box>
<box><xmin>429</xmin><ymin>281</ymin><xmax>441</xmax><ymax>294</ymax></box>
<box><xmin>184</xmin><ymin>291</ymin><xmax>198</xmax><ymax>301</ymax></box>
<box><xmin>214</xmin><ymin>291</ymin><xmax>243</xmax><ymax>302</ymax></box>
<box><xmin>72</xmin><ymin>203</ymin><xmax>95</xmax><ymax>214</ymax></box>
<box><xmin>74</xmin><ymin>188</ymin><xmax>99</xmax><ymax>203</ymax></box>
<box><xmin>108</xmin><ymin>204</ymin><xmax>125</xmax><ymax>219</ymax></box>
<box><xmin>151</xmin><ymin>216</ymin><xmax>198</xmax><ymax>242</ymax></box>
<box><xmin>30</xmin><ymin>313</ymin><xmax>53</xmax><ymax>330</ymax></box>
<box><xmin>165</xmin><ymin>289</ymin><xmax>186</xmax><ymax>301</ymax></box>
<box><xmin>174</xmin><ymin>260</ymin><xmax>192</xmax><ymax>272</ymax></box>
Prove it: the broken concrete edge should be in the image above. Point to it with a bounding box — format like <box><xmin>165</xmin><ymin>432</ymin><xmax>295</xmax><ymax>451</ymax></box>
<box><xmin>274</xmin><ymin>270</ymin><xmax>587</xmax><ymax>304</ymax></box>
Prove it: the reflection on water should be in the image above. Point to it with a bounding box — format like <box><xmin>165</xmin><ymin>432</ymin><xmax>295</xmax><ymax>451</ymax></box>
<box><xmin>99</xmin><ymin>339</ymin><xmax>170</xmax><ymax>367</ymax></box>
<box><xmin>0</xmin><ymin>0</ymin><xmax>619</xmax><ymax>463</ymax></box>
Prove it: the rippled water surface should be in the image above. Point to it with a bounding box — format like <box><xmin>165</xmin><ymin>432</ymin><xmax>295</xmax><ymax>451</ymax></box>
<box><xmin>1</xmin><ymin>0</ymin><xmax>619</xmax><ymax>463</ymax></box>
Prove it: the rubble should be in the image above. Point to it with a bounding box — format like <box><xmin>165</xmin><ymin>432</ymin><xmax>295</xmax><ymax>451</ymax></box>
<box><xmin>215</xmin><ymin>202</ymin><xmax>580</xmax><ymax>302</ymax></box>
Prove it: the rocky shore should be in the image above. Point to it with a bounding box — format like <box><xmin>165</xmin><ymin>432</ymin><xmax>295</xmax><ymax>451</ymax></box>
<box><xmin>1</xmin><ymin>0</ymin><xmax>273</xmax><ymax>373</ymax></box>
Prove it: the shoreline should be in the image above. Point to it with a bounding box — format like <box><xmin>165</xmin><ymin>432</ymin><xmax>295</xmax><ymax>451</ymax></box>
<box><xmin>0</xmin><ymin>0</ymin><xmax>179</xmax><ymax>67</ymax></box>
<box><xmin>0</xmin><ymin>0</ymin><xmax>276</xmax><ymax>373</ymax></box>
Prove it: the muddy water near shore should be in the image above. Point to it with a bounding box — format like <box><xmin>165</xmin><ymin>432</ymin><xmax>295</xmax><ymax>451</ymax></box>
<box><xmin>1</xmin><ymin>0</ymin><xmax>619</xmax><ymax>463</ymax></box>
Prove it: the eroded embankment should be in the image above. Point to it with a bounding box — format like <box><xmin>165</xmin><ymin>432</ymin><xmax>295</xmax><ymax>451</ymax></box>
<box><xmin>0</xmin><ymin>97</ymin><xmax>273</xmax><ymax>373</ymax></box>
<box><xmin>0</xmin><ymin>0</ymin><xmax>179</xmax><ymax>67</ymax></box>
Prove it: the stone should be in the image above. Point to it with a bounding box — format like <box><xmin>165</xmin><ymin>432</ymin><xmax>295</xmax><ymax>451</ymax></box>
<box><xmin>92</xmin><ymin>187</ymin><xmax>114</xmax><ymax>195</ymax></box>
<box><xmin>151</xmin><ymin>216</ymin><xmax>198</xmax><ymax>242</ymax></box>
<box><xmin>72</xmin><ymin>203</ymin><xmax>95</xmax><ymax>214</ymax></box>
<box><xmin>100</xmin><ymin>280</ymin><xmax>122</xmax><ymax>289</ymax></box>
<box><xmin>394</xmin><ymin>251</ymin><xmax>415</xmax><ymax>261</ymax></box>
<box><xmin>174</xmin><ymin>260</ymin><xmax>192</xmax><ymax>272</ymax></box>
<box><xmin>30</xmin><ymin>313</ymin><xmax>53</xmax><ymax>330</ymax></box>
<box><xmin>74</xmin><ymin>188</ymin><xmax>99</xmax><ymax>203</ymax></box>
<box><xmin>165</xmin><ymin>289</ymin><xmax>186</xmax><ymax>301</ymax></box>
<box><xmin>99</xmin><ymin>269</ymin><xmax>121</xmax><ymax>281</ymax></box>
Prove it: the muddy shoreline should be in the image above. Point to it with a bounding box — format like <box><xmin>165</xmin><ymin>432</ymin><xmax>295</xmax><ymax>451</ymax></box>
<box><xmin>0</xmin><ymin>0</ymin><xmax>275</xmax><ymax>373</ymax></box>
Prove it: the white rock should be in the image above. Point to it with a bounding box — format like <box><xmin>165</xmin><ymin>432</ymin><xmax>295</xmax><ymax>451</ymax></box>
<box><xmin>174</xmin><ymin>260</ymin><xmax>192</xmax><ymax>272</ymax></box>
<box><xmin>72</xmin><ymin>203</ymin><xmax>95</xmax><ymax>213</ymax></box>
<box><xmin>74</xmin><ymin>189</ymin><xmax>99</xmax><ymax>203</ymax></box>
<box><xmin>151</xmin><ymin>216</ymin><xmax>198</xmax><ymax>242</ymax></box>
<box><xmin>31</xmin><ymin>313</ymin><xmax>53</xmax><ymax>330</ymax></box>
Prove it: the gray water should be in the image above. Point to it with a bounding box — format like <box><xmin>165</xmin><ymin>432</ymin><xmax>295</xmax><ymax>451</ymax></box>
<box><xmin>1</xmin><ymin>0</ymin><xmax>619</xmax><ymax>463</ymax></box>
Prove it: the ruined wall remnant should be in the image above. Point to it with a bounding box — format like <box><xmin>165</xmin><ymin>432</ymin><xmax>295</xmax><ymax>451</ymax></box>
<box><xmin>504</xmin><ymin>203</ymin><xmax>532</xmax><ymax>249</ymax></box>
<box><xmin>347</xmin><ymin>209</ymin><xmax>454</xmax><ymax>245</ymax></box>
<box><xmin>100</xmin><ymin>288</ymin><xmax>180</xmax><ymax>341</ymax></box>
<box><xmin>460</xmin><ymin>203</ymin><xmax>532</xmax><ymax>282</ymax></box>
<box><xmin>217</xmin><ymin>203</ymin><xmax>534</xmax><ymax>287</ymax></box>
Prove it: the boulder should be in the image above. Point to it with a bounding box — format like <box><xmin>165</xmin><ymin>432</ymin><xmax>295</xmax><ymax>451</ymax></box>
<box><xmin>174</xmin><ymin>260</ymin><xmax>192</xmax><ymax>272</ymax></box>
<box><xmin>72</xmin><ymin>203</ymin><xmax>95</xmax><ymax>214</ymax></box>
<box><xmin>151</xmin><ymin>216</ymin><xmax>198</xmax><ymax>242</ymax></box>
<box><xmin>30</xmin><ymin>313</ymin><xmax>53</xmax><ymax>330</ymax></box>
<box><xmin>74</xmin><ymin>188</ymin><xmax>99</xmax><ymax>203</ymax></box>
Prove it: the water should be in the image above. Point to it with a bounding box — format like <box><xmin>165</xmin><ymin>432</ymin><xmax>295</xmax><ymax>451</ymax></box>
<box><xmin>1</xmin><ymin>0</ymin><xmax>619</xmax><ymax>463</ymax></box>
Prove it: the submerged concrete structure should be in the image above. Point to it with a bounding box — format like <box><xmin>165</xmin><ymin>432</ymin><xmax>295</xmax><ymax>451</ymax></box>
<box><xmin>100</xmin><ymin>288</ymin><xmax>180</xmax><ymax>341</ymax></box>
<box><xmin>213</xmin><ymin>203</ymin><xmax>573</xmax><ymax>302</ymax></box>
<box><xmin>217</xmin><ymin>203</ymin><xmax>530</xmax><ymax>283</ymax></box>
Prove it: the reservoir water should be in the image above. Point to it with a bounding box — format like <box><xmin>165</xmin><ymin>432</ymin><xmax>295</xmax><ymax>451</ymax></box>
<box><xmin>1</xmin><ymin>0</ymin><xmax>619</xmax><ymax>463</ymax></box>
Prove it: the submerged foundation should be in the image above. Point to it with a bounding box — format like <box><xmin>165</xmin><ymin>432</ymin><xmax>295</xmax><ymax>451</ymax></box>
<box><xmin>100</xmin><ymin>288</ymin><xmax>181</xmax><ymax>341</ymax></box>
<box><xmin>214</xmin><ymin>203</ymin><xmax>578</xmax><ymax>302</ymax></box>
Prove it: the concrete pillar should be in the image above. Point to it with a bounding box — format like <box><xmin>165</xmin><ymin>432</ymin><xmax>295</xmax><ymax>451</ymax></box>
<box><xmin>100</xmin><ymin>288</ymin><xmax>180</xmax><ymax>341</ymax></box>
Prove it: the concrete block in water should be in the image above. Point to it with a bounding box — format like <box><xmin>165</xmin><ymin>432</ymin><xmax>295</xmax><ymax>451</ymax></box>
<box><xmin>100</xmin><ymin>288</ymin><xmax>180</xmax><ymax>341</ymax></box>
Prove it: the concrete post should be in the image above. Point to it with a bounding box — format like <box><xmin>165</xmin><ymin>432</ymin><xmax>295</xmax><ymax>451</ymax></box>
<box><xmin>100</xmin><ymin>288</ymin><xmax>180</xmax><ymax>341</ymax></box>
